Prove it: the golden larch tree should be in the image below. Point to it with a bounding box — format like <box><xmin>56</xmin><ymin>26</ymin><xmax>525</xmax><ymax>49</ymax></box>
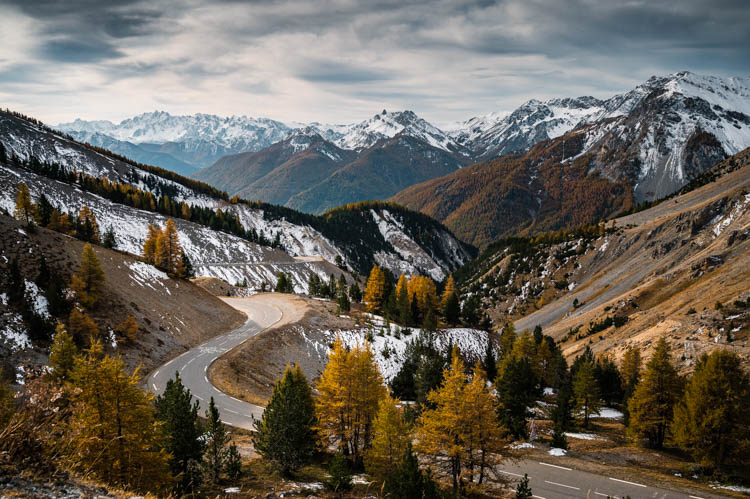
<box><xmin>417</xmin><ymin>347</ymin><xmax>508</xmax><ymax>492</ymax></box>
<box><xmin>364</xmin><ymin>394</ymin><xmax>412</xmax><ymax>482</ymax></box>
<box><xmin>14</xmin><ymin>182</ymin><xmax>37</xmax><ymax>226</ymax></box>
<box><xmin>363</xmin><ymin>265</ymin><xmax>387</xmax><ymax>312</ymax></box>
<box><xmin>67</xmin><ymin>340</ymin><xmax>172</xmax><ymax>493</ymax></box>
<box><xmin>70</xmin><ymin>243</ymin><xmax>105</xmax><ymax>309</ymax></box>
<box><xmin>143</xmin><ymin>223</ymin><xmax>160</xmax><ymax>264</ymax></box>
<box><xmin>315</xmin><ymin>337</ymin><xmax>386</xmax><ymax>465</ymax></box>
<box><xmin>77</xmin><ymin>206</ymin><xmax>100</xmax><ymax>243</ymax></box>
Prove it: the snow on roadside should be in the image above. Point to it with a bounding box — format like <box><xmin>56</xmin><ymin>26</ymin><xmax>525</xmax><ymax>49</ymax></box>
<box><xmin>596</xmin><ymin>407</ymin><xmax>624</xmax><ymax>419</ymax></box>
<box><xmin>548</xmin><ymin>448</ymin><xmax>567</xmax><ymax>456</ymax></box>
<box><xmin>564</xmin><ymin>432</ymin><xmax>602</xmax><ymax>440</ymax></box>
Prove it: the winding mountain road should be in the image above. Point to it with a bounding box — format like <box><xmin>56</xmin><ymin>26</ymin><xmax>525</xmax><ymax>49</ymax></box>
<box><xmin>147</xmin><ymin>295</ymin><xmax>286</xmax><ymax>430</ymax></box>
<box><xmin>147</xmin><ymin>294</ymin><xmax>727</xmax><ymax>498</ymax></box>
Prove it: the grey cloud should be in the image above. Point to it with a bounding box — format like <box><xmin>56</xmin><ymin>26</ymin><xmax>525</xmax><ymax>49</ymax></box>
<box><xmin>296</xmin><ymin>60</ymin><xmax>392</xmax><ymax>84</ymax></box>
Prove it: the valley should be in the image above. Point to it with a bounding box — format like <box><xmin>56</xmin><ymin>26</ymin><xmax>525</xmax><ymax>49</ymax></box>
<box><xmin>1</xmin><ymin>76</ymin><xmax>749</xmax><ymax>498</ymax></box>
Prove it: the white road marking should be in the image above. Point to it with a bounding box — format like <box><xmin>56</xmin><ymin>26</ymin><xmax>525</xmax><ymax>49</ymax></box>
<box><xmin>595</xmin><ymin>493</ymin><xmax>617</xmax><ymax>498</ymax></box>
<box><xmin>532</xmin><ymin>496</ymin><xmax>546</xmax><ymax>499</ymax></box>
<box><xmin>204</xmin><ymin>375</ymin><xmax>209</xmax><ymax>383</ymax></box>
<box><xmin>225</xmin><ymin>409</ymin><xmax>239</xmax><ymax>414</ymax></box>
<box><xmin>152</xmin><ymin>383</ymin><xmax>157</xmax><ymax>391</ymax></box>
<box><xmin>539</xmin><ymin>462</ymin><xmax>572</xmax><ymax>471</ymax></box>
<box><xmin>544</xmin><ymin>480</ymin><xmax>579</xmax><ymax>490</ymax></box>
<box><xmin>690</xmin><ymin>496</ymin><xmax>705</xmax><ymax>499</ymax></box>
<box><xmin>194</xmin><ymin>395</ymin><xmax>203</xmax><ymax>401</ymax></box>
<box><xmin>154</xmin><ymin>369</ymin><xmax>159</xmax><ymax>378</ymax></box>
<box><xmin>609</xmin><ymin>477</ymin><xmax>646</xmax><ymax>488</ymax></box>
<box><xmin>185</xmin><ymin>357</ymin><xmax>194</xmax><ymax>367</ymax></box>
<box><xmin>499</xmin><ymin>470</ymin><xmax>524</xmax><ymax>477</ymax></box>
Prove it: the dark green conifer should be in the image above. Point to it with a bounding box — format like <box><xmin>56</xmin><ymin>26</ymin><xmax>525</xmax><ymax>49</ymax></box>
<box><xmin>252</xmin><ymin>364</ymin><xmax>317</xmax><ymax>475</ymax></box>
<box><xmin>154</xmin><ymin>372</ymin><xmax>204</xmax><ymax>493</ymax></box>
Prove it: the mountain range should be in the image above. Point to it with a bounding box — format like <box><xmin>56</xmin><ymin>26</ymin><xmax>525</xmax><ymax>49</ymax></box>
<box><xmin>57</xmin><ymin>72</ymin><xmax>750</xmax><ymax>238</ymax></box>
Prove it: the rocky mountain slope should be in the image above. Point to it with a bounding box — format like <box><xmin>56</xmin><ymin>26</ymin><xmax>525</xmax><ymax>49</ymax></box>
<box><xmin>0</xmin><ymin>215</ymin><xmax>246</xmax><ymax>381</ymax></box>
<box><xmin>456</xmin><ymin>147</ymin><xmax>750</xmax><ymax>370</ymax></box>
<box><xmin>1</xmin><ymin>110</ymin><xmax>473</xmax><ymax>285</ymax></box>
<box><xmin>59</xmin><ymin>73</ymin><xmax>749</xmax><ymax>221</ymax></box>
<box><xmin>394</xmin><ymin>73</ymin><xmax>750</xmax><ymax>247</ymax></box>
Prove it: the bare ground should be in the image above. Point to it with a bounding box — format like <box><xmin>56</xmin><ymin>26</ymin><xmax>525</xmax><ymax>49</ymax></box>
<box><xmin>210</xmin><ymin>295</ymin><xmax>367</xmax><ymax>406</ymax></box>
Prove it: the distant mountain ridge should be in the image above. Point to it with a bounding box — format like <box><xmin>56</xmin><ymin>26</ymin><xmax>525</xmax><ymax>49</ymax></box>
<box><xmin>393</xmin><ymin>72</ymin><xmax>750</xmax><ymax>246</ymax></box>
<box><xmin>58</xmin><ymin>72</ymin><xmax>750</xmax><ymax>220</ymax></box>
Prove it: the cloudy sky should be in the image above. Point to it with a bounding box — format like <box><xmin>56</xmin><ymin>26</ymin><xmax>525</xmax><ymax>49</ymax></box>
<box><xmin>0</xmin><ymin>0</ymin><xmax>748</xmax><ymax>126</ymax></box>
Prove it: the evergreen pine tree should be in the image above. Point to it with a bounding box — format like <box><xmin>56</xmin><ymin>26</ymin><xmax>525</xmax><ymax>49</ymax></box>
<box><xmin>515</xmin><ymin>473</ymin><xmax>533</xmax><ymax>499</ymax></box>
<box><xmin>325</xmin><ymin>452</ymin><xmax>353</xmax><ymax>496</ymax></box>
<box><xmin>226</xmin><ymin>443</ymin><xmax>242</xmax><ymax>481</ymax></box>
<box><xmin>499</xmin><ymin>322</ymin><xmax>516</xmax><ymax>360</ymax></box>
<box><xmin>202</xmin><ymin>397</ymin><xmax>229</xmax><ymax>484</ymax></box>
<box><xmin>496</xmin><ymin>357</ymin><xmax>539</xmax><ymax>439</ymax></box>
<box><xmin>483</xmin><ymin>339</ymin><xmax>498</xmax><ymax>382</ymax></box>
<box><xmin>252</xmin><ymin>364</ymin><xmax>317</xmax><ymax>475</ymax></box>
<box><xmin>154</xmin><ymin>372</ymin><xmax>204</xmax><ymax>493</ymax></box>
<box><xmin>443</xmin><ymin>291</ymin><xmax>460</xmax><ymax>326</ymax></box>
<box><xmin>36</xmin><ymin>193</ymin><xmax>53</xmax><ymax>226</ymax></box>
<box><xmin>102</xmin><ymin>226</ymin><xmax>116</xmax><ymax>249</ymax></box>
<box><xmin>383</xmin><ymin>444</ymin><xmax>441</xmax><ymax>499</ymax></box>
<box><xmin>348</xmin><ymin>282</ymin><xmax>362</xmax><ymax>302</ymax></box>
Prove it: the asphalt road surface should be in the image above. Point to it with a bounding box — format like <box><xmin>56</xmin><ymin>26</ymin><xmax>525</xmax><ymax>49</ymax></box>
<box><xmin>499</xmin><ymin>459</ymin><xmax>725</xmax><ymax>499</ymax></box>
<box><xmin>147</xmin><ymin>296</ymin><xmax>283</xmax><ymax>430</ymax></box>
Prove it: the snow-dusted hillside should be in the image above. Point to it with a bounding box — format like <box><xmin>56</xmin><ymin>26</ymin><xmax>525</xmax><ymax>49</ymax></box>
<box><xmin>1</xmin><ymin>110</ymin><xmax>471</xmax><ymax>284</ymax></box>
<box><xmin>449</xmin><ymin>72</ymin><xmax>750</xmax><ymax>201</ymax></box>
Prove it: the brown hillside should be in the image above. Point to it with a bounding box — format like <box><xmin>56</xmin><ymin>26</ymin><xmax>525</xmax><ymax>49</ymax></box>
<box><xmin>392</xmin><ymin>128</ymin><xmax>635</xmax><ymax>247</ymax></box>
<box><xmin>0</xmin><ymin>215</ymin><xmax>245</xmax><ymax>380</ymax></box>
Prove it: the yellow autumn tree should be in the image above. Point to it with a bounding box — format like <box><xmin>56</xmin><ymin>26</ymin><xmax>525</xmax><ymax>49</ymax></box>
<box><xmin>364</xmin><ymin>394</ymin><xmax>412</xmax><ymax>482</ymax></box>
<box><xmin>363</xmin><ymin>265</ymin><xmax>387</xmax><ymax>313</ymax></box>
<box><xmin>70</xmin><ymin>243</ymin><xmax>105</xmax><ymax>309</ymax></box>
<box><xmin>155</xmin><ymin>219</ymin><xmax>185</xmax><ymax>276</ymax></box>
<box><xmin>441</xmin><ymin>275</ymin><xmax>456</xmax><ymax>308</ymax></box>
<box><xmin>315</xmin><ymin>337</ymin><xmax>386</xmax><ymax>465</ymax></box>
<box><xmin>114</xmin><ymin>315</ymin><xmax>139</xmax><ymax>343</ymax></box>
<box><xmin>14</xmin><ymin>182</ymin><xmax>37</xmax><ymax>226</ymax></box>
<box><xmin>67</xmin><ymin>339</ymin><xmax>172</xmax><ymax>493</ymax></box>
<box><xmin>417</xmin><ymin>348</ymin><xmax>509</xmax><ymax>493</ymax></box>
<box><xmin>48</xmin><ymin>323</ymin><xmax>77</xmax><ymax>383</ymax></box>
<box><xmin>77</xmin><ymin>206</ymin><xmax>100</xmax><ymax>244</ymax></box>
<box><xmin>408</xmin><ymin>275</ymin><xmax>438</xmax><ymax>316</ymax></box>
<box><xmin>68</xmin><ymin>308</ymin><xmax>100</xmax><ymax>343</ymax></box>
<box><xmin>142</xmin><ymin>223</ymin><xmax>160</xmax><ymax>264</ymax></box>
